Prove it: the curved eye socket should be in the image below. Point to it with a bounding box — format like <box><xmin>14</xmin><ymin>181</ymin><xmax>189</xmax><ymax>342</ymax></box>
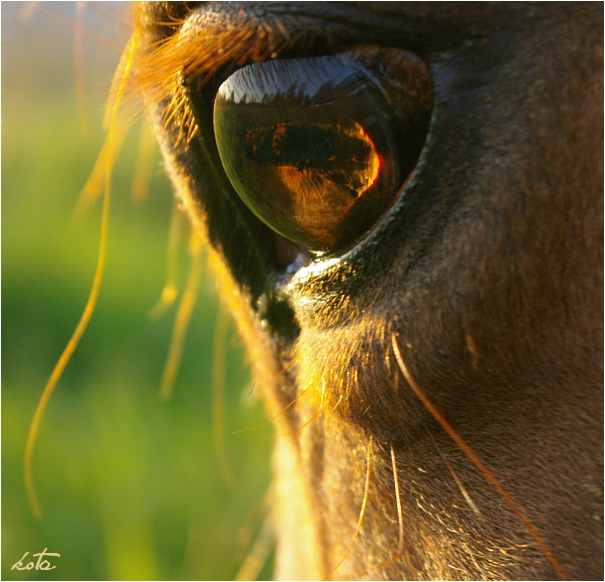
<box><xmin>213</xmin><ymin>47</ymin><xmax>432</xmax><ymax>255</ymax></box>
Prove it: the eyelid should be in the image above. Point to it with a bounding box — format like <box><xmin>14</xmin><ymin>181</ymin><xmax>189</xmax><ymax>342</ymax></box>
<box><xmin>133</xmin><ymin>1</ymin><xmax>462</xmax><ymax>133</ymax></box>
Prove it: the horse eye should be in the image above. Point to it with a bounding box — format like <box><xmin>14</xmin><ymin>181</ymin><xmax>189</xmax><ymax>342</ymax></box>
<box><xmin>213</xmin><ymin>47</ymin><xmax>433</xmax><ymax>255</ymax></box>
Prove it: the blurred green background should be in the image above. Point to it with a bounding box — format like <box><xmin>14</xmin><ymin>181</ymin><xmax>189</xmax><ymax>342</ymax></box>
<box><xmin>2</xmin><ymin>3</ymin><xmax>273</xmax><ymax>580</ymax></box>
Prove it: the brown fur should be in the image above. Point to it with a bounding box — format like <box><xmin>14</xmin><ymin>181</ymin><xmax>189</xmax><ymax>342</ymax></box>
<box><xmin>132</xmin><ymin>3</ymin><xmax>603</xmax><ymax>580</ymax></box>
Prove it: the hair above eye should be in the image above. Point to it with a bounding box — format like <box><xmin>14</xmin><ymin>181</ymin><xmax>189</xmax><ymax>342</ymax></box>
<box><xmin>212</xmin><ymin>47</ymin><xmax>433</xmax><ymax>255</ymax></box>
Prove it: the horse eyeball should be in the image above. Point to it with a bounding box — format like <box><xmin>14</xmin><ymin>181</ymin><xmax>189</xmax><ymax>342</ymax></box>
<box><xmin>213</xmin><ymin>47</ymin><xmax>432</xmax><ymax>254</ymax></box>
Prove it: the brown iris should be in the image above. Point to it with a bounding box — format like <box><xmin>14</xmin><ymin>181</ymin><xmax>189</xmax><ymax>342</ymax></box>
<box><xmin>213</xmin><ymin>47</ymin><xmax>432</xmax><ymax>254</ymax></box>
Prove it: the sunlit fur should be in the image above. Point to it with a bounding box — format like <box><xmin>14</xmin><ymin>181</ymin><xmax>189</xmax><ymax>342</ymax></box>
<box><xmin>128</xmin><ymin>3</ymin><xmax>602</xmax><ymax>580</ymax></box>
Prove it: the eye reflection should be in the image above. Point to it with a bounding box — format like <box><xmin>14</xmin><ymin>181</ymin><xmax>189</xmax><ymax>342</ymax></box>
<box><xmin>212</xmin><ymin>47</ymin><xmax>432</xmax><ymax>255</ymax></box>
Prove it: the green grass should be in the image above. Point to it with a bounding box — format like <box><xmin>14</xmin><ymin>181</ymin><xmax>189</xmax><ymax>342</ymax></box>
<box><xmin>2</xmin><ymin>9</ymin><xmax>274</xmax><ymax>579</ymax></box>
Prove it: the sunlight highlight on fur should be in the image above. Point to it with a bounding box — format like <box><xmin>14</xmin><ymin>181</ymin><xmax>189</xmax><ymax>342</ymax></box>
<box><xmin>23</xmin><ymin>4</ymin><xmax>597</xmax><ymax>578</ymax></box>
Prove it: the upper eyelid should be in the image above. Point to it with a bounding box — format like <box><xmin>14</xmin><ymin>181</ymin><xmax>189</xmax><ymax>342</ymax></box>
<box><xmin>132</xmin><ymin>2</ymin><xmax>465</xmax><ymax>148</ymax></box>
<box><xmin>133</xmin><ymin>2</ymin><xmax>467</xmax><ymax>98</ymax></box>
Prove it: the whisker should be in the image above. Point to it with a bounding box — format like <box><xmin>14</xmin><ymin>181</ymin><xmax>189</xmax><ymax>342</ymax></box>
<box><xmin>235</xmin><ymin>510</ymin><xmax>275</xmax><ymax>581</ymax></box>
<box><xmin>148</xmin><ymin>201</ymin><xmax>184</xmax><ymax>320</ymax></box>
<box><xmin>390</xmin><ymin>441</ymin><xmax>405</xmax><ymax>558</ymax></box>
<box><xmin>391</xmin><ymin>334</ymin><xmax>567</xmax><ymax>581</ymax></box>
<box><xmin>273</xmin><ymin>405</ymin><xmax>324</xmax><ymax>439</ymax></box>
<box><xmin>159</xmin><ymin>231</ymin><xmax>204</xmax><ymax>401</ymax></box>
<box><xmin>72</xmin><ymin>119</ymin><xmax>128</xmax><ymax>223</ymax></box>
<box><xmin>427</xmin><ymin>427</ymin><xmax>482</xmax><ymax>517</ymax></box>
<box><xmin>323</xmin><ymin>437</ymin><xmax>373</xmax><ymax>581</ymax></box>
<box><xmin>25</xmin><ymin>29</ymin><xmax>137</xmax><ymax>519</ymax></box>
<box><xmin>242</xmin><ymin>357</ymin><xmax>299</xmax><ymax>404</ymax></box>
<box><xmin>211</xmin><ymin>304</ymin><xmax>234</xmax><ymax>487</ymax></box>
<box><xmin>232</xmin><ymin>384</ymin><xmax>308</xmax><ymax>435</ymax></box>
<box><xmin>343</xmin><ymin>441</ymin><xmax>406</xmax><ymax>580</ymax></box>
<box><xmin>130</xmin><ymin>116</ymin><xmax>157</xmax><ymax>203</ymax></box>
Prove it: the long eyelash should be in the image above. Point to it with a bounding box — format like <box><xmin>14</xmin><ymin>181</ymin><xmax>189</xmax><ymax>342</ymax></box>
<box><xmin>129</xmin><ymin>7</ymin><xmax>290</xmax><ymax>145</ymax></box>
<box><xmin>391</xmin><ymin>334</ymin><xmax>567</xmax><ymax>581</ymax></box>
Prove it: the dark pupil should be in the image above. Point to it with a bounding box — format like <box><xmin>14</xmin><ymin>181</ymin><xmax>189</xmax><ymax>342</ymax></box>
<box><xmin>246</xmin><ymin>125</ymin><xmax>338</xmax><ymax>166</ymax></box>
